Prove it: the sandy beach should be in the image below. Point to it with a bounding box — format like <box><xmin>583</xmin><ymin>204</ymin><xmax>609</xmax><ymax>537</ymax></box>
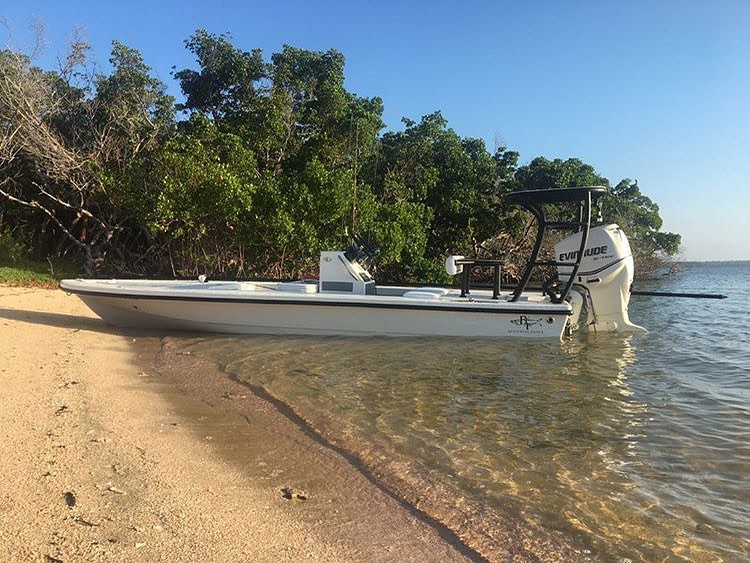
<box><xmin>0</xmin><ymin>286</ymin><xmax>475</xmax><ymax>562</ymax></box>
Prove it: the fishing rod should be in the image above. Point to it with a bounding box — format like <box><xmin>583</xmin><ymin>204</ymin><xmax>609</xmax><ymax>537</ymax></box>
<box><xmin>630</xmin><ymin>290</ymin><xmax>727</xmax><ymax>299</ymax></box>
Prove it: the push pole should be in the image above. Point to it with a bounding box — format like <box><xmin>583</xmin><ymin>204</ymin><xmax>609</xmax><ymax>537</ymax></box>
<box><xmin>630</xmin><ymin>290</ymin><xmax>727</xmax><ymax>299</ymax></box>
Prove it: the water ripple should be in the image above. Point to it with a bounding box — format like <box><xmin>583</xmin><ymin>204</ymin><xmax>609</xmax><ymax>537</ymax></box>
<box><xmin>168</xmin><ymin>263</ymin><xmax>750</xmax><ymax>561</ymax></box>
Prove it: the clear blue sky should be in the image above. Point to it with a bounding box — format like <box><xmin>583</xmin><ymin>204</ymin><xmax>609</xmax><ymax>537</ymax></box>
<box><xmin>3</xmin><ymin>1</ymin><xmax>748</xmax><ymax>260</ymax></box>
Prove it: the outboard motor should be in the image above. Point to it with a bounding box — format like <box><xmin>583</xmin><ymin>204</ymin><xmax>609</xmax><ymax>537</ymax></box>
<box><xmin>555</xmin><ymin>224</ymin><xmax>645</xmax><ymax>332</ymax></box>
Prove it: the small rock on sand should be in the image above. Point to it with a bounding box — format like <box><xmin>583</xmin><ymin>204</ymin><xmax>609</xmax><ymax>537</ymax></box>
<box><xmin>64</xmin><ymin>491</ymin><xmax>76</xmax><ymax>508</ymax></box>
<box><xmin>280</xmin><ymin>487</ymin><xmax>308</xmax><ymax>501</ymax></box>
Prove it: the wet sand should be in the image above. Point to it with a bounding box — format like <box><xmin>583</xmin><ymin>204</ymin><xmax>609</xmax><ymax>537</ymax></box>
<box><xmin>154</xmin><ymin>339</ymin><xmax>590</xmax><ymax>562</ymax></box>
<box><xmin>0</xmin><ymin>286</ymin><xmax>473</xmax><ymax>562</ymax></box>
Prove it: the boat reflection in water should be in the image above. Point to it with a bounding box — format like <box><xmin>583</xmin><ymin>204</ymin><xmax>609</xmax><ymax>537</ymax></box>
<box><xmin>161</xmin><ymin>330</ymin><xmax>743</xmax><ymax>561</ymax></box>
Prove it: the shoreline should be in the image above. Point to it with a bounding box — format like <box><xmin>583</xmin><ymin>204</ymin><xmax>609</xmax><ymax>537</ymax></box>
<box><xmin>154</xmin><ymin>336</ymin><xmax>591</xmax><ymax>562</ymax></box>
<box><xmin>0</xmin><ymin>285</ymin><xmax>585</xmax><ymax>562</ymax></box>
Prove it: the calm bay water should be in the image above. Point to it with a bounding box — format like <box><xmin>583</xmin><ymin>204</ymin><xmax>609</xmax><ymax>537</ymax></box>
<box><xmin>164</xmin><ymin>263</ymin><xmax>749</xmax><ymax>561</ymax></box>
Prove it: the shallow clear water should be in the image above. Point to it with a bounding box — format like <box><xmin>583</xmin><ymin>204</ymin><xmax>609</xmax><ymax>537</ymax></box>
<box><xmin>166</xmin><ymin>263</ymin><xmax>750</xmax><ymax>561</ymax></box>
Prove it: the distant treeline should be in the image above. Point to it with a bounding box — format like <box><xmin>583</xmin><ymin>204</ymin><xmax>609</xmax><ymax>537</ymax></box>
<box><xmin>0</xmin><ymin>29</ymin><xmax>680</xmax><ymax>281</ymax></box>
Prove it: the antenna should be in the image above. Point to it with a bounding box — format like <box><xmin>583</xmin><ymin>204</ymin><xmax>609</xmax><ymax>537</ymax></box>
<box><xmin>372</xmin><ymin>129</ymin><xmax>380</xmax><ymax>188</ymax></box>
<box><xmin>351</xmin><ymin>121</ymin><xmax>359</xmax><ymax>233</ymax></box>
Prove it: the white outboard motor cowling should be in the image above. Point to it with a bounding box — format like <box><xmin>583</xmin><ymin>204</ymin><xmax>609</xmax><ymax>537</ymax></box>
<box><xmin>554</xmin><ymin>224</ymin><xmax>645</xmax><ymax>332</ymax></box>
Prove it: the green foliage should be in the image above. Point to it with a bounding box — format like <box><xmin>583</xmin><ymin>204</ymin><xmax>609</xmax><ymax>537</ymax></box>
<box><xmin>514</xmin><ymin>157</ymin><xmax>609</xmax><ymax>190</ymax></box>
<box><xmin>0</xmin><ymin>230</ymin><xmax>29</xmax><ymax>263</ymax></box>
<box><xmin>0</xmin><ymin>29</ymin><xmax>681</xmax><ymax>282</ymax></box>
<box><xmin>152</xmin><ymin>120</ymin><xmax>255</xmax><ymax>233</ymax></box>
<box><xmin>0</xmin><ymin>253</ymin><xmax>79</xmax><ymax>288</ymax></box>
<box><xmin>0</xmin><ymin>39</ymin><xmax>175</xmax><ymax>273</ymax></box>
<box><xmin>603</xmin><ymin>180</ymin><xmax>681</xmax><ymax>271</ymax></box>
<box><xmin>175</xmin><ymin>30</ymin><xmax>265</xmax><ymax>121</ymax></box>
<box><xmin>95</xmin><ymin>40</ymin><xmax>175</xmax><ymax>163</ymax></box>
<box><xmin>367</xmin><ymin>112</ymin><xmax>519</xmax><ymax>280</ymax></box>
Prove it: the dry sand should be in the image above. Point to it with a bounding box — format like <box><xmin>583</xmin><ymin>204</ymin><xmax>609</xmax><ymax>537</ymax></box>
<box><xmin>0</xmin><ymin>286</ymin><xmax>475</xmax><ymax>562</ymax></box>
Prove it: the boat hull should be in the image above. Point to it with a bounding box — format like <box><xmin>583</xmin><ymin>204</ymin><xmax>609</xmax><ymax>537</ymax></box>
<box><xmin>64</xmin><ymin>282</ymin><xmax>570</xmax><ymax>339</ymax></box>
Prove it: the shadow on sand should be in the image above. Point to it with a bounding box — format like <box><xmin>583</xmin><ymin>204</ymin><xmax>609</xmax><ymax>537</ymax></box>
<box><xmin>0</xmin><ymin>307</ymin><xmax>161</xmax><ymax>338</ymax></box>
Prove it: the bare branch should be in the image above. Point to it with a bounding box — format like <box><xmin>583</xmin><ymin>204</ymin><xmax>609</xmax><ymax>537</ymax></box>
<box><xmin>0</xmin><ymin>184</ymin><xmax>84</xmax><ymax>250</ymax></box>
<box><xmin>27</xmin><ymin>18</ymin><xmax>48</xmax><ymax>60</ymax></box>
<box><xmin>31</xmin><ymin>181</ymin><xmax>109</xmax><ymax>230</ymax></box>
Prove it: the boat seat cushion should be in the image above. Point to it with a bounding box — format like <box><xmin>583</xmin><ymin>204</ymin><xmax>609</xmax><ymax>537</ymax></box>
<box><xmin>402</xmin><ymin>287</ymin><xmax>449</xmax><ymax>300</ymax></box>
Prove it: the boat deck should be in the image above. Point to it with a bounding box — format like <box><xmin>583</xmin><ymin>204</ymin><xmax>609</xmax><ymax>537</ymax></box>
<box><xmin>61</xmin><ymin>279</ymin><xmax>571</xmax><ymax>314</ymax></box>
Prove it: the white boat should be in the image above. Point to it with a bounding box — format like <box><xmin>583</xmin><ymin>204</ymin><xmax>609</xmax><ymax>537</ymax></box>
<box><xmin>61</xmin><ymin>187</ymin><xmax>645</xmax><ymax>339</ymax></box>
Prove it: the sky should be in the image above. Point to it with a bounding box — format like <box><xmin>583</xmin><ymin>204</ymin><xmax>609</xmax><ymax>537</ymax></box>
<box><xmin>2</xmin><ymin>0</ymin><xmax>748</xmax><ymax>260</ymax></box>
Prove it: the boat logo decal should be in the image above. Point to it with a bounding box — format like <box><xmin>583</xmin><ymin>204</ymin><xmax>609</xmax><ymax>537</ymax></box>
<box><xmin>559</xmin><ymin>245</ymin><xmax>609</xmax><ymax>261</ymax></box>
<box><xmin>510</xmin><ymin>315</ymin><xmax>544</xmax><ymax>330</ymax></box>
